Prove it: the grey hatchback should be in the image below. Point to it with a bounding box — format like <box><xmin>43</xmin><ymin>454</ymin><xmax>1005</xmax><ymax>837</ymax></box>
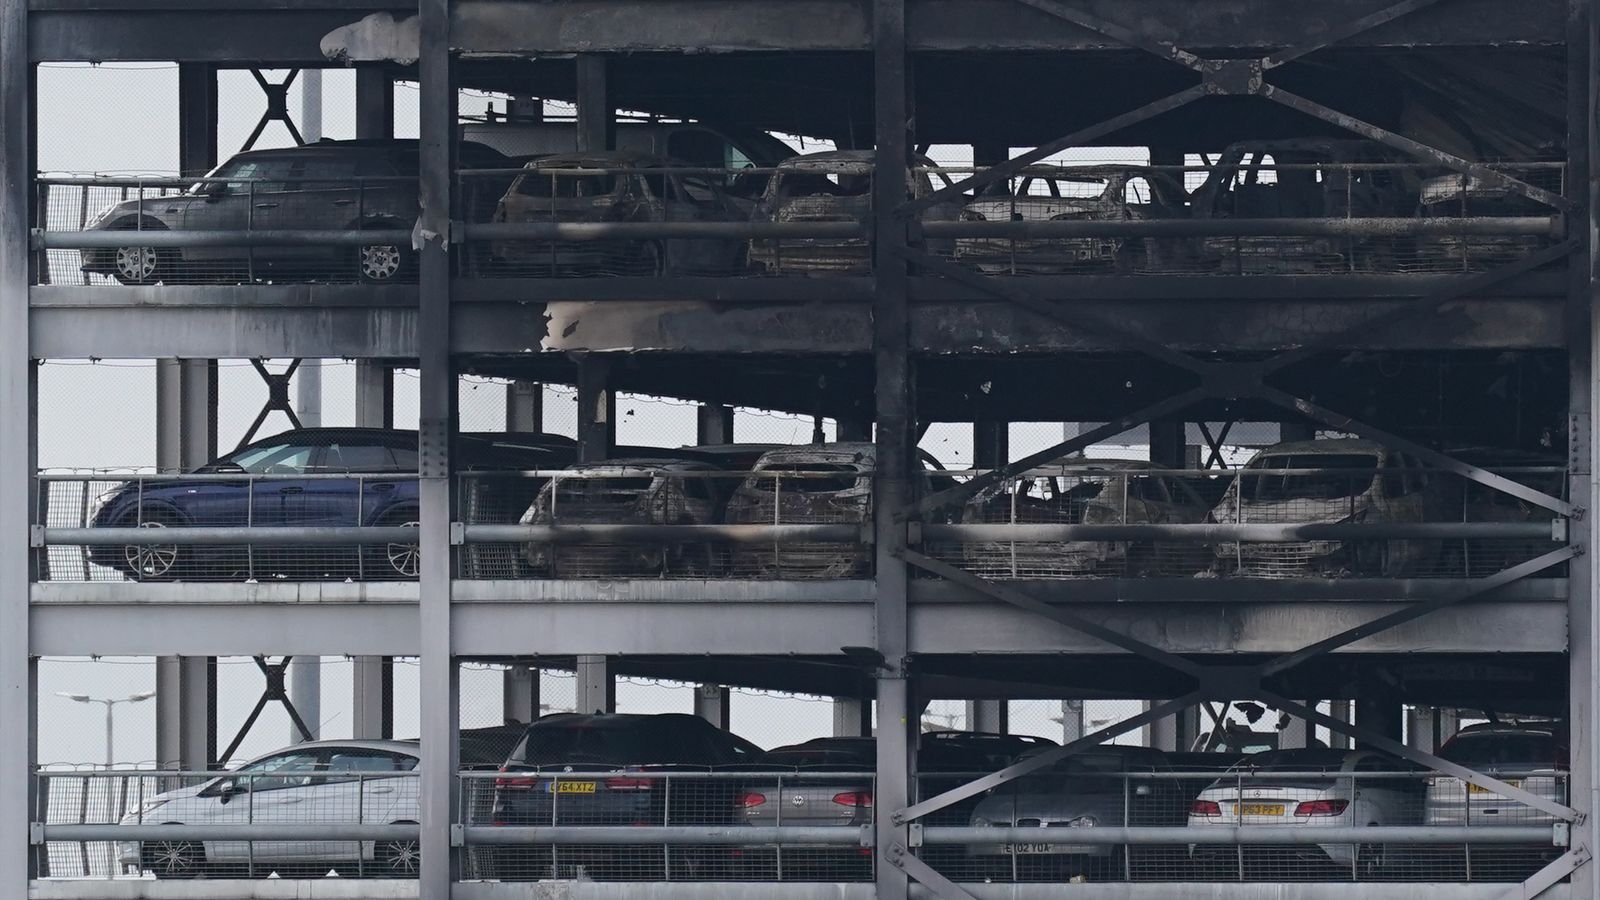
<box><xmin>81</xmin><ymin>139</ymin><xmax>507</xmax><ymax>285</ymax></box>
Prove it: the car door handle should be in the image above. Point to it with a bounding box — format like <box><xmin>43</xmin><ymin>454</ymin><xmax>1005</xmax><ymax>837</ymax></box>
<box><xmin>369</xmin><ymin>786</ymin><xmax>395</xmax><ymax>794</ymax></box>
<box><xmin>253</xmin><ymin>202</ymin><xmax>279</xmax><ymax>210</ymax></box>
<box><xmin>370</xmin><ymin>483</ymin><xmax>396</xmax><ymax>493</ymax></box>
<box><xmin>332</xmin><ymin>198</ymin><xmax>355</xmax><ymax>206</ymax></box>
<box><xmin>165</xmin><ymin>207</ymin><xmax>180</xmax><ymax>214</ymax></box>
<box><xmin>279</xmin><ymin>486</ymin><xmax>304</xmax><ymax>495</ymax></box>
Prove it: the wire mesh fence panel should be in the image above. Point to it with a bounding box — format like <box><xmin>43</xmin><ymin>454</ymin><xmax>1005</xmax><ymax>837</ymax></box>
<box><xmin>36</xmin><ymin>769</ymin><xmax>422</xmax><ymax>880</ymax></box>
<box><xmin>36</xmin><ymin>472</ymin><xmax>421</xmax><ymax>583</ymax></box>
<box><xmin>38</xmin><ymin>174</ymin><xmax>419</xmax><ymax>286</ymax></box>
<box><xmin>922</xmin><ymin>458</ymin><xmax>1567</xmax><ymax>581</ymax></box>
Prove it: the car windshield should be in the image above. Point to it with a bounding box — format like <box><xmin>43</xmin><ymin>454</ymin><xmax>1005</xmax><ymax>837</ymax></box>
<box><xmin>1440</xmin><ymin>733</ymin><xmax>1560</xmax><ymax>769</ymax></box>
<box><xmin>516</xmin><ymin>171</ymin><xmax>619</xmax><ymax>198</ymax></box>
<box><xmin>1246</xmin><ymin>453</ymin><xmax>1379</xmax><ymax>502</ymax></box>
<box><xmin>1000</xmin><ymin>753</ymin><xmax>1158</xmax><ymax>794</ymax></box>
<box><xmin>749</xmin><ymin>463</ymin><xmax>863</xmax><ymax>494</ymax></box>
<box><xmin>225</xmin><ymin>442</ymin><xmax>314</xmax><ymax>474</ymax></box>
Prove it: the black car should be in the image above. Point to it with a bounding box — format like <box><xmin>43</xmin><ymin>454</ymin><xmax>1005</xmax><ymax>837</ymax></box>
<box><xmin>85</xmin><ymin>427</ymin><xmax>573</xmax><ymax>581</ymax></box>
<box><xmin>80</xmin><ymin>139</ymin><xmax>508</xmax><ymax>285</ymax></box>
<box><xmin>485</xmin><ymin>713</ymin><xmax>763</xmax><ymax>881</ymax></box>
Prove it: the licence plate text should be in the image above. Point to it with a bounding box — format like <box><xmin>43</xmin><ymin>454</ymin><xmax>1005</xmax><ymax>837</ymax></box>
<box><xmin>1003</xmin><ymin>844</ymin><xmax>1068</xmax><ymax>855</ymax></box>
<box><xmin>1238</xmin><ymin>803</ymin><xmax>1285</xmax><ymax>816</ymax></box>
<box><xmin>1470</xmin><ymin>780</ymin><xmax>1520</xmax><ymax>795</ymax></box>
<box><xmin>549</xmin><ymin>781</ymin><xmax>597</xmax><ymax>794</ymax></box>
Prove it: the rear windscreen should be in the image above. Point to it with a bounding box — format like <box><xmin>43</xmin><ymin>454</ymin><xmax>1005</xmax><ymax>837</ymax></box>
<box><xmin>1440</xmin><ymin>733</ymin><xmax>1559</xmax><ymax>768</ymax></box>
<box><xmin>1247</xmin><ymin>454</ymin><xmax>1378</xmax><ymax>502</ymax></box>
<box><xmin>513</xmin><ymin>724</ymin><xmax>696</xmax><ymax>766</ymax></box>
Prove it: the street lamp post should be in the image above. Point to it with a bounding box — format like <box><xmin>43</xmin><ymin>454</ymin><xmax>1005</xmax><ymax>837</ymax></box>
<box><xmin>56</xmin><ymin>691</ymin><xmax>155</xmax><ymax>768</ymax></box>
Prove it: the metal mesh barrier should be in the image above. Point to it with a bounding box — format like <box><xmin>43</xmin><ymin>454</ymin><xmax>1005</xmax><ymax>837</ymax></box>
<box><xmin>36</xmin><ymin>768</ymin><xmax>422</xmax><ymax>879</ymax></box>
<box><xmin>923</xmin><ymin>460</ymin><xmax>1567</xmax><ymax>580</ymax></box>
<box><xmin>37</xmin><ymin>176</ymin><xmax>418</xmax><ymax>286</ymax></box>
<box><xmin>36</xmin><ymin>472</ymin><xmax>422</xmax><ymax>582</ymax></box>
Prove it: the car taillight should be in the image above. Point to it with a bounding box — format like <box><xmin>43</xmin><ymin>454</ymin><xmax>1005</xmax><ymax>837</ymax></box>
<box><xmin>739</xmin><ymin>792</ymin><xmax>768</xmax><ymax>808</ymax></box>
<box><xmin>832</xmin><ymin>791</ymin><xmax>873</xmax><ymax>808</ymax></box>
<box><xmin>1293</xmin><ymin>799</ymin><xmax>1349</xmax><ymax>817</ymax></box>
<box><xmin>494</xmin><ymin>774</ymin><xmax>541</xmax><ymax>790</ymax></box>
<box><xmin>604</xmin><ymin>777</ymin><xmax>654</xmax><ymax>791</ymax></box>
<box><xmin>1190</xmin><ymin>800</ymin><xmax>1221</xmax><ymax>817</ymax></box>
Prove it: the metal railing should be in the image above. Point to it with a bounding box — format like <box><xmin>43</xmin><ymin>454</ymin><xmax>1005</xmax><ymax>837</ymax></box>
<box><xmin>33</xmin><ymin>159</ymin><xmax>1568</xmax><ymax>285</ymax></box>
<box><xmin>34</xmin><ymin>769</ymin><xmax>421</xmax><ymax>879</ymax></box>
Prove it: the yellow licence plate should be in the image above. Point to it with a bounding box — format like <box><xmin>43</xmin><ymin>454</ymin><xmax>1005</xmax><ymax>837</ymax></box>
<box><xmin>1239</xmin><ymin>803</ymin><xmax>1285</xmax><ymax>816</ymax></box>
<box><xmin>1470</xmin><ymin>780</ymin><xmax>1520</xmax><ymax>795</ymax></box>
<box><xmin>550</xmin><ymin>781</ymin><xmax>597</xmax><ymax>794</ymax></box>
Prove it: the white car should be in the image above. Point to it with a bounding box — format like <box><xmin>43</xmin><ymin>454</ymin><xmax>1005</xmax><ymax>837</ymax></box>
<box><xmin>1187</xmin><ymin>748</ymin><xmax>1423</xmax><ymax>877</ymax></box>
<box><xmin>118</xmin><ymin>740</ymin><xmax>421</xmax><ymax>879</ymax></box>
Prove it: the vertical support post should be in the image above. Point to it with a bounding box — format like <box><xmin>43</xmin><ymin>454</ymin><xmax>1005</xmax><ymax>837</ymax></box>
<box><xmin>1568</xmin><ymin>1</ymin><xmax>1597</xmax><ymax>893</ymax></box>
<box><xmin>417</xmin><ymin>0</ymin><xmax>459</xmax><ymax>891</ymax></box>
<box><xmin>1150</xmin><ymin>706</ymin><xmax>1200</xmax><ymax>752</ymax></box>
<box><xmin>833</xmin><ymin>698</ymin><xmax>871</xmax><ymax>737</ymax></box>
<box><xmin>1327</xmin><ymin>700</ymin><xmax>1353</xmax><ymax>749</ymax></box>
<box><xmin>964</xmin><ymin>700</ymin><xmax>1007</xmax><ymax>734</ymax></box>
<box><xmin>503</xmin><ymin>665</ymin><xmax>538</xmax><ymax>724</ymax></box>
<box><xmin>1149</xmin><ymin>421</ymin><xmax>1187</xmax><ymax>469</ymax></box>
<box><xmin>1278</xmin><ymin>704</ymin><xmax>1310</xmax><ymax>749</ymax></box>
<box><xmin>356</xmin><ymin>65</ymin><xmax>395</xmax><ymax>140</ymax></box>
<box><xmin>0</xmin><ymin>26</ymin><xmax>31</xmax><ymax>878</ymax></box>
<box><xmin>1059</xmin><ymin>700</ymin><xmax>1085</xmax><ymax>742</ymax></box>
<box><xmin>156</xmin><ymin>359</ymin><xmax>217</xmax><ymax>471</ymax></box>
<box><xmin>1354</xmin><ymin>698</ymin><xmax>1404</xmax><ymax>750</ymax></box>
<box><xmin>973</xmin><ymin>420</ymin><xmax>1008</xmax><ymax>471</ymax></box>
<box><xmin>575</xmin><ymin>357</ymin><xmax>615</xmax><ymax>462</ymax></box>
<box><xmin>872</xmin><ymin>0</ymin><xmax>913</xmax><ymax>893</ymax></box>
<box><xmin>155</xmin><ymin>658</ymin><xmax>216</xmax><ymax>768</ymax></box>
<box><xmin>506</xmin><ymin>381</ymin><xmax>543</xmax><ymax>433</ymax></box>
<box><xmin>574</xmin><ymin>656</ymin><xmax>614</xmax><ymax>714</ymax></box>
<box><xmin>355</xmin><ymin>361</ymin><xmax>395</xmax><ymax>430</ymax></box>
<box><xmin>838</xmin><ymin>419</ymin><xmax>871</xmax><ymax>442</ymax></box>
<box><xmin>575</xmin><ymin>56</ymin><xmax>613</xmax><ymax>152</ymax></box>
<box><xmin>177</xmin><ymin>64</ymin><xmax>218</xmax><ymax>176</ymax></box>
<box><xmin>694</xmin><ymin>684</ymin><xmax>731</xmax><ymax>729</ymax></box>
<box><xmin>696</xmin><ymin>404</ymin><xmax>735</xmax><ymax>445</ymax></box>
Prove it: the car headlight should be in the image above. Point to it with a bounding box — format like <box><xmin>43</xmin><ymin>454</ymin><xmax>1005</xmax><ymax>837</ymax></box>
<box><xmin>85</xmin><ymin>203</ymin><xmax>124</xmax><ymax>230</ymax></box>
<box><xmin>970</xmin><ymin>816</ymin><xmax>993</xmax><ymax>827</ymax></box>
<box><xmin>1066</xmin><ymin>815</ymin><xmax>1098</xmax><ymax>828</ymax></box>
<box><xmin>135</xmin><ymin>798</ymin><xmax>169</xmax><ymax>817</ymax></box>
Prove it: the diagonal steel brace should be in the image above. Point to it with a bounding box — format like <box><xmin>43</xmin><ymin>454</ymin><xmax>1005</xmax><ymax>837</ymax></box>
<box><xmin>1493</xmin><ymin>848</ymin><xmax>1590</xmax><ymax>900</ymax></box>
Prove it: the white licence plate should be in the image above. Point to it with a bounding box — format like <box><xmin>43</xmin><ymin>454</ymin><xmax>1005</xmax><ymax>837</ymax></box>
<box><xmin>1003</xmin><ymin>843</ymin><xmax>1072</xmax><ymax>855</ymax></box>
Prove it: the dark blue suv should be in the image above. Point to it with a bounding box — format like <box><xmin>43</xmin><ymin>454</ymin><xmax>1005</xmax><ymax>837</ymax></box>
<box><xmin>87</xmin><ymin>427</ymin><xmax>573</xmax><ymax>581</ymax></box>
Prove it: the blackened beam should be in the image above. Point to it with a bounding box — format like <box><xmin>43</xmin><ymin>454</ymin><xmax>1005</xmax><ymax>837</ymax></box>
<box><xmin>1262</xmin><ymin>692</ymin><xmax>1579</xmax><ymax>821</ymax></box>
<box><xmin>1262</xmin><ymin>0</ymin><xmax>1450</xmax><ymax>68</ymax></box>
<box><xmin>1263</xmin><ymin>85</ymin><xmax>1575</xmax><ymax>211</ymax></box>
<box><xmin>885</xmin><ymin>847</ymin><xmax>981</xmax><ymax>900</ymax></box>
<box><xmin>1257</xmin><ymin>545</ymin><xmax>1581</xmax><ymax>676</ymax></box>
<box><xmin>1005</xmin><ymin>0</ymin><xmax>1202</xmax><ymax>69</ymax></box>
<box><xmin>1258</xmin><ymin>385</ymin><xmax>1576</xmax><ymax>515</ymax></box>
<box><xmin>920</xmin><ymin>217</ymin><xmax>1563</xmax><ymax>238</ymax></box>
<box><xmin>901</xmin><ymin>84</ymin><xmax>1208</xmax><ymax>216</ymax></box>
<box><xmin>893</xmin><ymin>693</ymin><xmax>1203</xmax><ymax>823</ymax></box>
<box><xmin>900</xmin><ymin>548</ymin><xmax>1206</xmax><ymax>677</ymax></box>
<box><xmin>909</xmin><ymin>387</ymin><xmax>1208</xmax><ymax>518</ymax></box>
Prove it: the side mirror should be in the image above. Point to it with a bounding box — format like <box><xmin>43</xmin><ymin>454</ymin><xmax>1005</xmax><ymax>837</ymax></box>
<box><xmin>1134</xmin><ymin>784</ymin><xmax>1152</xmax><ymax>797</ymax></box>
<box><xmin>214</xmin><ymin>779</ymin><xmax>243</xmax><ymax>803</ymax></box>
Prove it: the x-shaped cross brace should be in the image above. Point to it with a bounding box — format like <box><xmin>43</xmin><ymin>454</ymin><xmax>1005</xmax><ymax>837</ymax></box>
<box><xmin>235</xmin><ymin>359</ymin><xmax>305</xmax><ymax>451</ymax></box>
<box><xmin>216</xmin><ymin>656</ymin><xmax>317</xmax><ymax>767</ymax></box>
<box><xmin>240</xmin><ymin>69</ymin><xmax>308</xmax><ymax>153</ymax></box>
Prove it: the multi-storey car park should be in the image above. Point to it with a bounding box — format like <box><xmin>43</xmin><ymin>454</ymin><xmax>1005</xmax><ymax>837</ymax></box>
<box><xmin>3</xmin><ymin>0</ymin><xmax>1600</xmax><ymax>899</ymax></box>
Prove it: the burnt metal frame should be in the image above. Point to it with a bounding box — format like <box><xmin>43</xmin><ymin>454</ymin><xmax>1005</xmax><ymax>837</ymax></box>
<box><xmin>214</xmin><ymin>656</ymin><xmax>316</xmax><ymax>767</ymax></box>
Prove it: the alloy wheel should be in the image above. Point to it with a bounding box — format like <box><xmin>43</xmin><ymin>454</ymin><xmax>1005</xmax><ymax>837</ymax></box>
<box><xmin>360</xmin><ymin>244</ymin><xmax>403</xmax><ymax>281</ymax></box>
<box><xmin>114</xmin><ymin>246</ymin><xmax>160</xmax><ymax>283</ymax></box>
<box><xmin>386</xmin><ymin>521</ymin><xmax>421</xmax><ymax>577</ymax></box>
<box><xmin>124</xmin><ymin>520</ymin><xmax>179</xmax><ymax>579</ymax></box>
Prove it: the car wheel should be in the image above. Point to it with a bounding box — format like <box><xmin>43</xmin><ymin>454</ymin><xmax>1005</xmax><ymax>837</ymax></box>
<box><xmin>376</xmin><ymin>831</ymin><xmax>421</xmax><ymax>877</ymax></box>
<box><xmin>112</xmin><ymin>244</ymin><xmax>163</xmax><ymax>285</ymax></box>
<box><xmin>367</xmin><ymin>511</ymin><xmax>420</xmax><ymax>580</ymax></box>
<box><xmin>122</xmin><ymin>514</ymin><xmax>183</xmax><ymax>581</ymax></box>
<box><xmin>358</xmin><ymin>240</ymin><xmax>411</xmax><ymax>283</ymax></box>
<box><xmin>142</xmin><ymin>839</ymin><xmax>204</xmax><ymax>879</ymax></box>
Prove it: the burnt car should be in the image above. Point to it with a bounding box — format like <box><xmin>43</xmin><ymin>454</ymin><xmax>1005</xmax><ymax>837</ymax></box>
<box><xmin>487</xmin><ymin>151</ymin><xmax>750</xmax><ymax>276</ymax></box>
<box><xmin>747</xmin><ymin>150</ymin><xmax>959</xmax><ymax>275</ymax></box>
<box><xmin>953</xmin><ymin>166</ymin><xmax>1187</xmax><ymax>274</ymax></box>
<box><xmin>1210</xmin><ymin>439</ymin><xmax>1452</xmax><ymax>577</ymax></box>
<box><xmin>485</xmin><ymin>713</ymin><xmax>762</xmax><ymax>881</ymax></box>
<box><xmin>81</xmin><ymin>139</ymin><xmax>508</xmax><ymax>285</ymax></box>
<box><xmin>1410</xmin><ymin>171</ymin><xmax>1562</xmax><ymax>272</ymax></box>
<box><xmin>519</xmin><ymin>457</ymin><xmax>731</xmax><ymax>578</ymax></box>
<box><xmin>85</xmin><ymin>427</ymin><xmax>572</xmax><ymax>582</ymax></box>
<box><xmin>959</xmin><ymin>458</ymin><xmax>1212</xmax><ymax>578</ymax></box>
<box><xmin>1186</xmin><ymin>139</ymin><xmax>1420</xmax><ymax>274</ymax></box>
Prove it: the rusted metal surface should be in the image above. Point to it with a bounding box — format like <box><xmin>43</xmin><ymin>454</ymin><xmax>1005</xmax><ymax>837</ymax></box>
<box><xmin>723</xmin><ymin>443</ymin><xmax>878</xmax><ymax>578</ymax></box>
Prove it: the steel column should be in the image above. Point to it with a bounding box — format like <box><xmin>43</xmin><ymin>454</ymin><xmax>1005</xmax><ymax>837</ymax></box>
<box><xmin>352</xmin><ymin>655</ymin><xmax>394</xmax><ymax>739</ymax></box>
<box><xmin>696</xmin><ymin>404</ymin><xmax>735</xmax><ymax>445</ymax></box>
<box><xmin>967</xmin><ymin>416</ymin><xmax>1011</xmax><ymax>744</ymax></box>
<box><xmin>575</xmin><ymin>655</ymin><xmax>614</xmax><ymax>714</ymax></box>
<box><xmin>834</xmin><ymin>698</ymin><xmax>871</xmax><ymax>737</ymax></box>
<box><xmin>575</xmin><ymin>356</ymin><xmax>616</xmax><ymax>463</ymax></box>
<box><xmin>505</xmin><ymin>381</ymin><xmax>542</xmax><ymax>432</ymax></box>
<box><xmin>502</xmin><ymin>665</ymin><xmax>538</xmax><ymax>724</ymax></box>
<box><xmin>416</xmin><ymin>0</ymin><xmax>458</xmax><ymax>892</ymax></box>
<box><xmin>964</xmin><ymin>700</ymin><xmax>1006</xmax><ymax>734</ymax></box>
<box><xmin>355</xmin><ymin>361</ymin><xmax>395</xmax><ymax>430</ymax></box>
<box><xmin>575</xmin><ymin>56</ymin><xmax>613</xmax><ymax>152</ymax></box>
<box><xmin>154</xmin><ymin>657</ymin><xmax>215</xmax><ymax>769</ymax></box>
<box><xmin>356</xmin><ymin>65</ymin><xmax>395</xmax><ymax>140</ymax></box>
<box><xmin>694</xmin><ymin>684</ymin><xmax>731</xmax><ymax>729</ymax></box>
<box><xmin>177</xmin><ymin>63</ymin><xmax>217</xmax><ymax>176</ymax></box>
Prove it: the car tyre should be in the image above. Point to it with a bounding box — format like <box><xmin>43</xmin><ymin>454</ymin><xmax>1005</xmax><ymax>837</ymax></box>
<box><xmin>121</xmin><ymin>510</ymin><xmax>185</xmax><ymax>581</ymax></box>
<box><xmin>367</xmin><ymin>509</ymin><xmax>421</xmax><ymax>580</ymax></box>
<box><xmin>142</xmin><ymin>838</ymin><xmax>205</xmax><ymax>879</ymax></box>
<box><xmin>376</xmin><ymin>825</ymin><xmax>422</xmax><ymax>878</ymax></box>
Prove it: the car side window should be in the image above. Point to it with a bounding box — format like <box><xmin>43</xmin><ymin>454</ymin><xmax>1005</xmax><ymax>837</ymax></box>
<box><xmin>299</xmin><ymin>157</ymin><xmax>361</xmax><ymax>191</ymax></box>
<box><xmin>221</xmin><ymin>158</ymin><xmax>297</xmax><ymax>196</ymax></box>
<box><xmin>324</xmin><ymin>749</ymin><xmax>419</xmax><ymax>783</ymax></box>
<box><xmin>316</xmin><ymin>443</ymin><xmax>401</xmax><ymax>473</ymax></box>
<box><xmin>236</xmin><ymin>751</ymin><xmax>325</xmax><ymax>792</ymax></box>
<box><xmin>229</xmin><ymin>442</ymin><xmax>316</xmax><ymax>475</ymax></box>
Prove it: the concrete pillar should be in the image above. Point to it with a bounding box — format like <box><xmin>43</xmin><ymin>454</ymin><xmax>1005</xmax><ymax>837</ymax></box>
<box><xmin>1278</xmin><ymin>703</ymin><xmax>1311</xmax><ymax>749</ymax></box>
<box><xmin>503</xmin><ymin>666</ymin><xmax>539</xmax><ymax>725</ymax></box>
<box><xmin>155</xmin><ymin>657</ymin><xmax>216</xmax><ymax>768</ymax></box>
<box><xmin>696</xmin><ymin>404</ymin><xmax>735</xmax><ymax>445</ymax></box>
<box><xmin>506</xmin><ymin>381</ymin><xmax>543</xmax><ymax>433</ymax></box>
<box><xmin>355</xmin><ymin>65</ymin><xmax>395</xmax><ymax>140</ymax></box>
<box><xmin>575</xmin><ymin>56</ymin><xmax>613</xmax><ymax>152</ymax></box>
<box><xmin>289</xmin><ymin>360</ymin><xmax>322</xmax><ymax>743</ymax></box>
<box><xmin>352</xmin><ymin>656</ymin><xmax>393</xmax><ymax>740</ymax></box>
<box><xmin>355</xmin><ymin>361</ymin><xmax>394</xmax><ymax>430</ymax></box>
<box><xmin>1150</xmin><ymin>705</ymin><xmax>1200</xmax><ymax>752</ymax></box>
<box><xmin>694</xmin><ymin>684</ymin><xmax>731</xmax><ymax>730</ymax></box>
<box><xmin>1327</xmin><ymin>700</ymin><xmax>1353</xmax><ymax>749</ymax></box>
<box><xmin>833</xmin><ymin>698</ymin><xmax>870</xmax><ymax>737</ymax></box>
<box><xmin>1406</xmin><ymin>706</ymin><xmax>1459</xmax><ymax>754</ymax></box>
<box><xmin>575</xmin><ymin>655</ymin><xmax>614</xmax><ymax>714</ymax></box>
<box><xmin>1355</xmin><ymin>698</ymin><xmax>1404</xmax><ymax>750</ymax></box>
<box><xmin>964</xmin><ymin>700</ymin><xmax>1006</xmax><ymax>734</ymax></box>
<box><xmin>1059</xmin><ymin>700</ymin><xmax>1085</xmax><ymax>742</ymax></box>
<box><xmin>155</xmin><ymin>359</ymin><xmax>217</xmax><ymax>471</ymax></box>
<box><xmin>177</xmin><ymin>64</ymin><xmax>218</xmax><ymax>176</ymax></box>
<box><xmin>575</xmin><ymin>357</ymin><xmax>615</xmax><ymax>463</ymax></box>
